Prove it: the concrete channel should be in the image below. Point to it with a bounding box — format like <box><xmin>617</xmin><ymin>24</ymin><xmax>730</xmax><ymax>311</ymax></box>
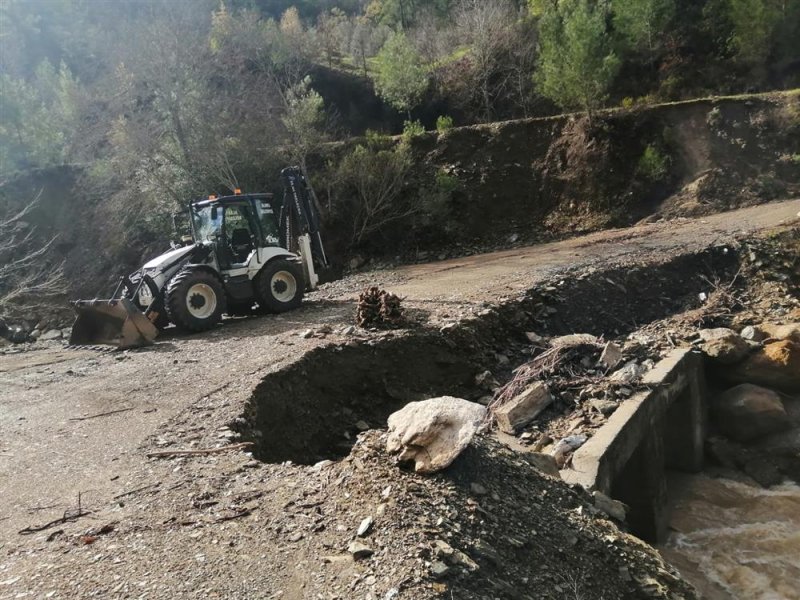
<box><xmin>562</xmin><ymin>349</ymin><xmax>708</xmax><ymax>542</ymax></box>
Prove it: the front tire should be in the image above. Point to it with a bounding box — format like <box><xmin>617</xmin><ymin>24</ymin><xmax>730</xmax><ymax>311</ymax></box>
<box><xmin>255</xmin><ymin>259</ymin><xmax>305</xmax><ymax>313</ymax></box>
<box><xmin>165</xmin><ymin>268</ymin><xmax>227</xmax><ymax>332</ymax></box>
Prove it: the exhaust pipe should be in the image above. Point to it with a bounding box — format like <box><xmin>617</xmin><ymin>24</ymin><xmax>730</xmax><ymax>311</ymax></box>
<box><xmin>70</xmin><ymin>298</ymin><xmax>158</xmax><ymax>350</ymax></box>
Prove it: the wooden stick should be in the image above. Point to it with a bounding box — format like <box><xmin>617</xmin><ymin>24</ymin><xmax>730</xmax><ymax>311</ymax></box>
<box><xmin>69</xmin><ymin>407</ymin><xmax>134</xmax><ymax>421</ymax></box>
<box><xmin>113</xmin><ymin>483</ymin><xmax>160</xmax><ymax>500</ymax></box>
<box><xmin>146</xmin><ymin>442</ymin><xmax>254</xmax><ymax>458</ymax></box>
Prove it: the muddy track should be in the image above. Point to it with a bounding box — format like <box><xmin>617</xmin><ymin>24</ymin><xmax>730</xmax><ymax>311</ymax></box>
<box><xmin>0</xmin><ymin>200</ymin><xmax>797</xmax><ymax>598</ymax></box>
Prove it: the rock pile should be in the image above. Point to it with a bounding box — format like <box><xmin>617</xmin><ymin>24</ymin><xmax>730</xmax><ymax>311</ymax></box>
<box><xmin>697</xmin><ymin>320</ymin><xmax>800</xmax><ymax>487</ymax></box>
<box><xmin>486</xmin><ymin>333</ymin><xmax>657</xmax><ymax>469</ymax></box>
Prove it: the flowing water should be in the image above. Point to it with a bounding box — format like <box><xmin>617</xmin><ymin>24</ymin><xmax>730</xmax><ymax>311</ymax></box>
<box><xmin>660</xmin><ymin>472</ymin><xmax>800</xmax><ymax>600</ymax></box>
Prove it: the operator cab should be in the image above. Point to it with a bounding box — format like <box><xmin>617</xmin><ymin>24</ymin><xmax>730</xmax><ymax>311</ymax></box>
<box><xmin>190</xmin><ymin>192</ymin><xmax>281</xmax><ymax>270</ymax></box>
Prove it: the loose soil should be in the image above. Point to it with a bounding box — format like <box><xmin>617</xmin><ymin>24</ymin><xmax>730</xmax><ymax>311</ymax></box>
<box><xmin>0</xmin><ymin>200</ymin><xmax>798</xmax><ymax>599</ymax></box>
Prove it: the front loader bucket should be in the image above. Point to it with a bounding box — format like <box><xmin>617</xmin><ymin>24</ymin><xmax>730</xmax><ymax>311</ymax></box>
<box><xmin>70</xmin><ymin>298</ymin><xmax>158</xmax><ymax>350</ymax></box>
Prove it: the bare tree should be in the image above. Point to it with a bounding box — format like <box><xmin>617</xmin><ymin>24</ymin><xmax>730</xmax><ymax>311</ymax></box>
<box><xmin>0</xmin><ymin>192</ymin><xmax>66</xmax><ymax>317</ymax></box>
<box><xmin>454</xmin><ymin>0</ymin><xmax>517</xmax><ymax>122</ymax></box>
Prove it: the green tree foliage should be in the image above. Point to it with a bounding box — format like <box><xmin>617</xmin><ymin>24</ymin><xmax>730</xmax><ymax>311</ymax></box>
<box><xmin>366</xmin><ymin>0</ymin><xmax>453</xmax><ymax>29</ymax></box>
<box><xmin>727</xmin><ymin>0</ymin><xmax>780</xmax><ymax>66</ymax></box>
<box><xmin>336</xmin><ymin>141</ymin><xmax>413</xmax><ymax>245</ymax></box>
<box><xmin>0</xmin><ymin>60</ymin><xmax>80</xmax><ymax>172</ymax></box>
<box><xmin>281</xmin><ymin>76</ymin><xmax>330</xmax><ymax>171</ymax></box>
<box><xmin>612</xmin><ymin>0</ymin><xmax>674</xmax><ymax>60</ymax></box>
<box><xmin>371</xmin><ymin>32</ymin><xmax>429</xmax><ymax>116</ymax></box>
<box><xmin>535</xmin><ymin>0</ymin><xmax>620</xmax><ymax>114</ymax></box>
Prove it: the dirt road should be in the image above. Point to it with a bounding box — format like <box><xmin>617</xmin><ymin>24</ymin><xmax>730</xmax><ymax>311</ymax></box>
<box><xmin>0</xmin><ymin>199</ymin><xmax>797</xmax><ymax>598</ymax></box>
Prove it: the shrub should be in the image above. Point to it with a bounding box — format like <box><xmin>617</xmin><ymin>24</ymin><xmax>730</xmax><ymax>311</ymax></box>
<box><xmin>436</xmin><ymin>115</ymin><xmax>454</xmax><ymax>133</ymax></box>
<box><xmin>365</xmin><ymin>129</ymin><xmax>392</xmax><ymax>149</ymax></box>
<box><xmin>434</xmin><ymin>169</ymin><xmax>459</xmax><ymax>194</ymax></box>
<box><xmin>706</xmin><ymin>106</ymin><xmax>722</xmax><ymax>128</ymax></box>
<box><xmin>402</xmin><ymin>119</ymin><xmax>425</xmax><ymax>141</ymax></box>
<box><xmin>621</xmin><ymin>97</ymin><xmax>634</xmax><ymax>109</ymax></box>
<box><xmin>335</xmin><ymin>143</ymin><xmax>414</xmax><ymax>246</ymax></box>
<box><xmin>637</xmin><ymin>145</ymin><xmax>670</xmax><ymax>181</ymax></box>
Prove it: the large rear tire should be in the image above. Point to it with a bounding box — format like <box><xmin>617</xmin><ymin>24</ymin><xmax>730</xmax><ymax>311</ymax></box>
<box><xmin>255</xmin><ymin>259</ymin><xmax>305</xmax><ymax>313</ymax></box>
<box><xmin>165</xmin><ymin>268</ymin><xmax>227</xmax><ymax>332</ymax></box>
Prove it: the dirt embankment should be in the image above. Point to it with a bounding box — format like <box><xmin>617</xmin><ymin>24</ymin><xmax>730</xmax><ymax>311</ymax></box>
<box><xmin>389</xmin><ymin>91</ymin><xmax>800</xmax><ymax>254</ymax></box>
<box><xmin>1</xmin><ymin>92</ymin><xmax>798</xmax><ymax>329</ymax></box>
<box><xmin>1</xmin><ymin>206</ymin><xmax>798</xmax><ymax>599</ymax></box>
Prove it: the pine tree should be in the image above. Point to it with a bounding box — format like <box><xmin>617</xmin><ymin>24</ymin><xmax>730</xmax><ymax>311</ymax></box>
<box><xmin>534</xmin><ymin>0</ymin><xmax>620</xmax><ymax>116</ymax></box>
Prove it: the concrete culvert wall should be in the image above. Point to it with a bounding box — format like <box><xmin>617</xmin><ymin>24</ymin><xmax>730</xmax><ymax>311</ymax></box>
<box><xmin>237</xmin><ymin>334</ymin><xmax>479</xmax><ymax>464</ymax></box>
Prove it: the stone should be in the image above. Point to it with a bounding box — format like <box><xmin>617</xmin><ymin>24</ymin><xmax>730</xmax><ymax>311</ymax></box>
<box><xmin>355</xmin><ymin>420</ymin><xmax>370</xmax><ymax>431</ymax></box>
<box><xmin>357</xmin><ymin>516</ymin><xmax>373</xmax><ymax>537</ymax></box>
<box><xmin>433</xmin><ymin>540</ymin><xmax>479</xmax><ymax>571</ymax></box>
<box><xmin>474</xmin><ymin>370</ymin><xmax>497</xmax><ymax>390</ymax></box>
<box><xmin>593</xmin><ymin>491</ymin><xmax>627</xmax><ymax>521</ymax></box>
<box><xmin>470</xmin><ymin>482</ymin><xmax>488</xmax><ymax>496</ymax></box>
<box><xmin>29</xmin><ymin>329</ymin><xmax>42</xmax><ymax>340</ymax></box>
<box><xmin>522</xmin><ymin>452</ymin><xmax>561</xmax><ymax>478</ymax></box>
<box><xmin>740</xmin><ymin>325</ymin><xmax>766</xmax><ymax>342</ymax></box>
<box><xmin>552</xmin><ymin>434</ymin><xmax>587</xmax><ymax>467</ymax></box>
<box><xmin>756</xmin><ymin>426</ymin><xmax>800</xmax><ymax>458</ymax></box>
<box><xmin>759</xmin><ymin>322</ymin><xmax>800</xmax><ymax>343</ymax></box>
<box><xmin>589</xmin><ymin>398</ymin><xmax>618</xmax><ymax>416</ymax></box>
<box><xmin>698</xmin><ymin>328</ymin><xmax>750</xmax><ymax>364</ymax></box>
<box><xmin>301</xmin><ymin>329</ymin><xmax>314</xmax><ymax>339</ymax></box>
<box><xmin>493</xmin><ymin>382</ymin><xmax>553</xmax><ymax>434</ymax></box>
<box><xmin>728</xmin><ymin>340</ymin><xmax>800</xmax><ymax>391</ymax></box>
<box><xmin>609</xmin><ymin>361</ymin><xmax>646</xmax><ymax>384</ymax></box>
<box><xmin>348</xmin><ymin>541</ymin><xmax>374</xmax><ymax>559</ymax></box>
<box><xmin>349</xmin><ymin>255</ymin><xmax>365</xmax><ymax>270</ymax></box>
<box><xmin>430</xmin><ymin>561</ymin><xmax>450</xmax><ymax>578</ymax></box>
<box><xmin>599</xmin><ymin>342</ymin><xmax>624</xmax><ymax>370</ymax></box>
<box><xmin>525</xmin><ymin>332</ymin><xmax>544</xmax><ymax>344</ymax></box>
<box><xmin>40</xmin><ymin>329</ymin><xmax>63</xmax><ymax>341</ymax></box>
<box><xmin>705</xmin><ymin>436</ymin><xmax>745</xmax><ymax>468</ymax></box>
<box><xmin>386</xmin><ymin>397</ymin><xmax>486</xmax><ymax>474</ymax></box>
<box><xmin>743</xmin><ymin>457</ymin><xmax>784</xmax><ymax>488</ymax></box>
<box><xmin>712</xmin><ymin>384</ymin><xmax>790</xmax><ymax>442</ymax></box>
<box><xmin>472</xmin><ymin>540</ymin><xmax>501</xmax><ymax>566</ymax></box>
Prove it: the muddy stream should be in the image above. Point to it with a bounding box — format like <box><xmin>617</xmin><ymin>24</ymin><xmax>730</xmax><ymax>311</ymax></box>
<box><xmin>660</xmin><ymin>472</ymin><xmax>800</xmax><ymax>600</ymax></box>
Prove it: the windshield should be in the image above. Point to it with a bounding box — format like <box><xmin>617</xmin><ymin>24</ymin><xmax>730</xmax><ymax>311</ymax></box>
<box><xmin>191</xmin><ymin>204</ymin><xmax>222</xmax><ymax>241</ymax></box>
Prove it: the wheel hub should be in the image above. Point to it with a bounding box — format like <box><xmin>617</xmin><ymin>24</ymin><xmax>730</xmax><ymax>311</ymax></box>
<box><xmin>184</xmin><ymin>283</ymin><xmax>217</xmax><ymax>319</ymax></box>
<box><xmin>270</xmin><ymin>271</ymin><xmax>298</xmax><ymax>303</ymax></box>
<box><xmin>189</xmin><ymin>294</ymin><xmax>206</xmax><ymax>309</ymax></box>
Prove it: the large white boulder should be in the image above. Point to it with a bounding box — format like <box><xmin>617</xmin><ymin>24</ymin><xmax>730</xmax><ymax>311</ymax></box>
<box><xmin>386</xmin><ymin>396</ymin><xmax>486</xmax><ymax>474</ymax></box>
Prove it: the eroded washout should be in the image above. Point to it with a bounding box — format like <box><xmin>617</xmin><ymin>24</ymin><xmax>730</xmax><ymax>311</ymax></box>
<box><xmin>232</xmin><ymin>231</ymin><xmax>800</xmax><ymax>598</ymax></box>
<box><xmin>236</xmin><ymin>245</ymin><xmax>737</xmax><ymax>464</ymax></box>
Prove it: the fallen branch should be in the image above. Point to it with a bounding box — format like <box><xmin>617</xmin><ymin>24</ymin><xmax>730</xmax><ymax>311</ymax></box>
<box><xmin>113</xmin><ymin>483</ymin><xmax>160</xmax><ymax>500</ymax></box>
<box><xmin>146</xmin><ymin>442</ymin><xmax>254</xmax><ymax>459</ymax></box>
<box><xmin>19</xmin><ymin>493</ymin><xmax>91</xmax><ymax>535</ymax></box>
<box><xmin>212</xmin><ymin>509</ymin><xmax>252</xmax><ymax>523</ymax></box>
<box><xmin>69</xmin><ymin>407</ymin><xmax>134</xmax><ymax>421</ymax></box>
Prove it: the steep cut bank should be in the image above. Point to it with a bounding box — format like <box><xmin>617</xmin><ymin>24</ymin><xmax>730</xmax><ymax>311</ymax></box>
<box><xmin>349</xmin><ymin>90</ymin><xmax>799</xmax><ymax>258</ymax></box>
<box><xmin>1</xmin><ymin>92</ymin><xmax>797</xmax><ymax>327</ymax></box>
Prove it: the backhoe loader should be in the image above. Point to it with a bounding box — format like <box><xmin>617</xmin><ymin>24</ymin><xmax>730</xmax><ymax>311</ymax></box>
<box><xmin>70</xmin><ymin>167</ymin><xmax>328</xmax><ymax>349</ymax></box>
